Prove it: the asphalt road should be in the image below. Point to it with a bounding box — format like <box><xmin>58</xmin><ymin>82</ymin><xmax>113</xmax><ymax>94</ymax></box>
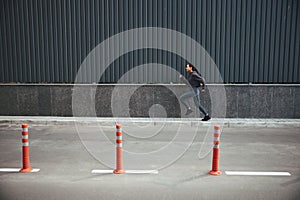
<box><xmin>0</xmin><ymin>124</ymin><xmax>299</xmax><ymax>200</ymax></box>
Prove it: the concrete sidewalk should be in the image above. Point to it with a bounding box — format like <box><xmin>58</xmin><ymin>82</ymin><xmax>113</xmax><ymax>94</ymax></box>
<box><xmin>0</xmin><ymin>116</ymin><xmax>300</xmax><ymax>128</ymax></box>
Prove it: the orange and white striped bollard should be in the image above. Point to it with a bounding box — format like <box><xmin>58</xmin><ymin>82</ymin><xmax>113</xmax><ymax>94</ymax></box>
<box><xmin>209</xmin><ymin>125</ymin><xmax>222</xmax><ymax>176</ymax></box>
<box><xmin>113</xmin><ymin>124</ymin><xmax>124</xmax><ymax>174</ymax></box>
<box><xmin>20</xmin><ymin>124</ymin><xmax>33</xmax><ymax>173</ymax></box>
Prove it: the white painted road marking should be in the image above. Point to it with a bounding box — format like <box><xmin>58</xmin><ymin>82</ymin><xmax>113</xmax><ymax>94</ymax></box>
<box><xmin>91</xmin><ymin>169</ymin><xmax>159</xmax><ymax>174</ymax></box>
<box><xmin>225</xmin><ymin>171</ymin><xmax>291</xmax><ymax>176</ymax></box>
<box><xmin>0</xmin><ymin>168</ymin><xmax>40</xmax><ymax>173</ymax></box>
<box><xmin>91</xmin><ymin>170</ymin><xmax>113</xmax><ymax>174</ymax></box>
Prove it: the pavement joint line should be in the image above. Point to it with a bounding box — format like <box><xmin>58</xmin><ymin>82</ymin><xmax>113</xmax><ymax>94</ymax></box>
<box><xmin>125</xmin><ymin>170</ymin><xmax>159</xmax><ymax>174</ymax></box>
<box><xmin>91</xmin><ymin>169</ymin><xmax>159</xmax><ymax>174</ymax></box>
<box><xmin>0</xmin><ymin>168</ymin><xmax>40</xmax><ymax>173</ymax></box>
<box><xmin>225</xmin><ymin>171</ymin><xmax>291</xmax><ymax>176</ymax></box>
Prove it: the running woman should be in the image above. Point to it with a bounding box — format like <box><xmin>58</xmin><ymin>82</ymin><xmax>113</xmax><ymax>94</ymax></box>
<box><xmin>179</xmin><ymin>63</ymin><xmax>211</xmax><ymax>121</ymax></box>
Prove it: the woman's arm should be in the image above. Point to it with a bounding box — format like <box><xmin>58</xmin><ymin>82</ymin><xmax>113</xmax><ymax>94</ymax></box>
<box><xmin>179</xmin><ymin>74</ymin><xmax>190</xmax><ymax>86</ymax></box>
<box><xmin>193</xmin><ymin>73</ymin><xmax>206</xmax><ymax>90</ymax></box>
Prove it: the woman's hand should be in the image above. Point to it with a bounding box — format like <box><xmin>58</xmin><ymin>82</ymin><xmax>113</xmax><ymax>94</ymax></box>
<box><xmin>201</xmin><ymin>89</ymin><xmax>206</xmax><ymax>93</ymax></box>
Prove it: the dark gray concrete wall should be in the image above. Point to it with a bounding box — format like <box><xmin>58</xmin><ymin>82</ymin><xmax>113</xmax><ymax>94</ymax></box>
<box><xmin>0</xmin><ymin>84</ymin><xmax>299</xmax><ymax>118</ymax></box>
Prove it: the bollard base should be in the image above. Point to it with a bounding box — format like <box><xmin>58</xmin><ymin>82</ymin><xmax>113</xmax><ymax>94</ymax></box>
<box><xmin>20</xmin><ymin>167</ymin><xmax>33</xmax><ymax>173</ymax></box>
<box><xmin>209</xmin><ymin>170</ymin><xmax>222</xmax><ymax>176</ymax></box>
<box><xmin>113</xmin><ymin>169</ymin><xmax>125</xmax><ymax>174</ymax></box>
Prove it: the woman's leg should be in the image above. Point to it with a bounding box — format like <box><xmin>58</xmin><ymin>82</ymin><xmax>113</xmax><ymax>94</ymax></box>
<box><xmin>179</xmin><ymin>91</ymin><xmax>195</xmax><ymax>109</ymax></box>
<box><xmin>193</xmin><ymin>88</ymin><xmax>208</xmax><ymax>115</ymax></box>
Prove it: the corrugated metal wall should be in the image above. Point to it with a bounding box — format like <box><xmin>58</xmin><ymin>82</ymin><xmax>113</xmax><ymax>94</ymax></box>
<box><xmin>0</xmin><ymin>0</ymin><xmax>299</xmax><ymax>83</ymax></box>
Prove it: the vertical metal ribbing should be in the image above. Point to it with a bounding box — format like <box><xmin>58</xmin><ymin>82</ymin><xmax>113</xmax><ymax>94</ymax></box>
<box><xmin>113</xmin><ymin>124</ymin><xmax>124</xmax><ymax>174</ymax></box>
<box><xmin>209</xmin><ymin>125</ymin><xmax>222</xmax><ymax>176</ymax></box>
<box><xmin>20</xmin><ymin>124</ymin><xmax>32</xmax><ymax>173</ymax></box>
<box><xmin>1</xmin><ymin>0</ymin><xmax>300</xmax><ymax>83</ymax></box>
